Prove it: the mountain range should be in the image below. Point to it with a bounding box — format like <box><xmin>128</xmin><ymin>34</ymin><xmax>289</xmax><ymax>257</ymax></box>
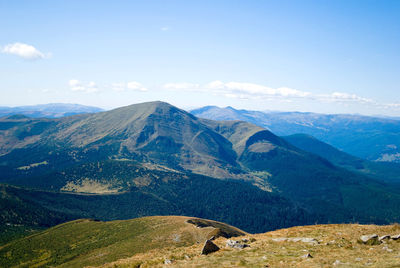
<box><xmin>0</xmin><ymin>103</ymin><xmax>103</xmax><ymax>118</ymax></box>
<box><xmin>1</xmin><ymin>101</ymin><xmax>400</xmax><ymax>246</ymax></box>
<box><xmin>191</xmin><ymin>106</ymin><xmax>400</xmax><ymax>163</ymax></box>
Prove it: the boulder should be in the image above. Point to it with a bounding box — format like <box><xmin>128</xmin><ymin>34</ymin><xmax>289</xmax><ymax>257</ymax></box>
<box><xmin>379</xmin><ymin>235</ymin><xmax>391</xmax><ymax>242</ymax></box>
<box><xmin>391</xmin><ymin>234</ymin><xmax>400</xmax><ymax>240</ymax></box>
<box><xmin>358</xmin><ymin>234</ymin><xmax>381</xmax><ymax>245</ymax></box>
<box><xmin>226</xmin><ymin>239</ymin><xmax>249</xmax><ymax>249</ymax></box>
<box><xmin>201</xmin><ymin>239</ymin><xmax>220</xmax><ymax>255</ymax></box>
<box><xmin>301</xmin><ymin>253</ymin><xmax>313</xmax><ymax>258</ymax></box>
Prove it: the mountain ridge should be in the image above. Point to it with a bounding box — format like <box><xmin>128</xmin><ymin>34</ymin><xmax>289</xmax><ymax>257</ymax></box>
<box><xmin>1</xmin><ymin>101</ymin><xmax>400</xmax><ymax>240</ymax></box>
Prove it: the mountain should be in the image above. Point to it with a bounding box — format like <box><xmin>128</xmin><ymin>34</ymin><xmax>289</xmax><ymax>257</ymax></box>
<box><xmin>0</xmin><ymin>103</ymin><xmax>103</xmax><ymax>118</ymax></box>
<box><xmin>191</xmin><ymin>106</ymin><xmax>400</xmax><ymax>163</ymax></box>
<box><xmin>283</xmin><ymin>134</ymin><xmax>400</xmax><ymax>184</ymax></box>
<box><xmin>2</xmin><ymin>216</ymin><xmax>400</xmax><ymax>267</ymax></box>
<box><xmin>1</xmin><ymin>101</ymin><xmax>400</xmax><ymax>238</ymax></box>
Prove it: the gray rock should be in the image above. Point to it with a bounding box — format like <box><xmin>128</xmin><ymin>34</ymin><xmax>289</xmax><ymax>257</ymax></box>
<box><xmin>164</xmin><ymin>259</ymin><xmax>173</xmax><ymax>265</ymax></box>
<box><xmin>382</xmin><ymin>245</ymin><xmax>393</xmax><ymax>252</ymax></box>
<box><xmin>301</xmin><ymin>253</ymin><xmax>313</xmax><ymax>258</ymax></box>
<box><xmin>333</xmin><ymin>260</ymin><xmax>348</xmax><ymax>266</ymax></box>
<box><xmin>201</xmin><ymin>239</ymin><xmax>220</xmax><ymax>255</ymax></box>
<box><xmin>272</xmin><ymin>237</ymin><xmax>318</xmax><ymax>244</ymax></box>
<box><xmin>358</xmin><ymin>234</ymin><xmax>381</xmax><ymax>245</ymax></box>
<box><xmin>391</xmin><ymin>234</ymin><xmax>400</xmax><ymax>240</ymax></box>
<box><xmin>379</xmin><ymin>235</ymin><xmax>391</xmax><ymax>242</ymax></box>
<box><xmin>226</xmin><ymin>239</ymin><xmax>249</xmax><ymax>249</ymax></box>
<box><xmin>272</xmin><ymin>238</ymin><xmax>288</xmax><ymax>242</ymax></box>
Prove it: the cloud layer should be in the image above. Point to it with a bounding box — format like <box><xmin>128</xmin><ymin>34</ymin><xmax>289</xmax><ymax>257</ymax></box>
<box><xmin>163</xmin><ymin>80</ymin><xmax>400</xmax><ymax>110</ymax></box>
<box><xmin>1</xmin><ymin>43</ymin><xmax>49</xmax><ymax>60</ymax></box>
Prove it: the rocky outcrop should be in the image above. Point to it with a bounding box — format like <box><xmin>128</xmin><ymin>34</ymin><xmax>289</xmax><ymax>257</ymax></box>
<box><xmin>271</xmin><ymin>237</ymin><xmax>319</xmax><ymax>245</ymax></box>
<box><xmin>358</xmin><ymin>234</ymin><xmax>380</xmax><ymax>245</ymax></box>
<box><xmin>201</xmin><ymin>240</ymin><xmax>220</xmax><ymax>255</ymax></box>
<box><xmin>226</xmin><ymin>239</ymin><xmax>249</xmax><ymax>249</ymax></box>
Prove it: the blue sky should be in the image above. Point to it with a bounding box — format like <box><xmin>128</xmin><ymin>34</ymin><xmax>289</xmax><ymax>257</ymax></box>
<box><xmin>1</xmin><ymin>0</ymin><xmax>400</xmax><ymax>115</ymax></box>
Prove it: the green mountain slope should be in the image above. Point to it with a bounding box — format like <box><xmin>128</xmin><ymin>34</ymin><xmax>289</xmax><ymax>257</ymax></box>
<box><xmin>191</xmin><ymin>106</ymin><xmax>400</xmax><ymax>162</ymax></box>
<box><xmin>283</xmin><ymin>134</ymin><xmax>400</xmax><ymax>184</ymax></box>
<box><xmin>204</xmin><ymin>120</ymin><xmax>400</xmax><ymax>223</ymax></box>
<box><xmin>0</xmin><ymin>160</ymin><xmax>314</xmax><ymax>238</ymax></box>
<box><xmin>1</xmin><ymin>101</ymin><xmax>400</xmax><ymax>238</ymax></box>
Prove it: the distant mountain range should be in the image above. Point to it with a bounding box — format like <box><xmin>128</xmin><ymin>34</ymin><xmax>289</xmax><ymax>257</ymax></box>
<box><xmin>1</xmin><ymin>101</ymin><xmax>400</xmax><ymax>243</ymax></box>
<box><xmin>0</xmin><ymin>103</ymin><xmax>103</xmax><ymax>118</ymax></box>
<box><xmin>191</xmin><ymin>106</ymin><xmax>400</xmax><ymax>163</ymax></box>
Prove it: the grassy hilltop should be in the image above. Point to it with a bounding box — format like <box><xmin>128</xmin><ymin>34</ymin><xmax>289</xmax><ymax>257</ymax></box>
<box><xmin>2</xmin><ymin>216</ymin><xmax>400</xmax><ymax>267</ymax></box>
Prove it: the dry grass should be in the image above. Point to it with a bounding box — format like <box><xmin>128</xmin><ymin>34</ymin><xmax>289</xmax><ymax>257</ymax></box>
<box><xmin>98</xmin><ymin>224</ymin><xmax>400</xmax><ymax>268</ymax></box>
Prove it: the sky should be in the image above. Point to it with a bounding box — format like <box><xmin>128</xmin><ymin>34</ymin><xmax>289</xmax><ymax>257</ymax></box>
<box><xmin>1</xmin><ymin>0</ymin><xmax>400</xmax><ymax>115</ymax></box>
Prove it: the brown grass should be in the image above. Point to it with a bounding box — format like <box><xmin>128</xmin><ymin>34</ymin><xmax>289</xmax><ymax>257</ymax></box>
<box><xmin>97</xmin><ymin>223</ymin><xmax>400</xmax><ymax>268</ymax></box>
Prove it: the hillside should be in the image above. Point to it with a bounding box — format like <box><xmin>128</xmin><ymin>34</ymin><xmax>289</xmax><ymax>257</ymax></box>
<box><xmin>202</xmin><ymin>119</ymin><xmax>400</xmax><ymax>223</ymax></box>
<box><xmin>1</xmin><ymin>101</ymin><xmax>400</xmax><ymax>237</ymax></box>
<box><xmin>0</xmin><ymin>216</ymin><xmax>245</xmax><ymax>267</ymax></box>
<box><xmin>0</xmin><ymin>164</ymin><xmax>313</xmax><ymax>238</ymax></box>
<box><xmin>106</xmin><ymin>223</ymin><xmax>400</xmax><ymax>268</ymax></box>
<box><xmin>283</xmin><ymin>134</ymin><xmax>400</xmax><ymax>184</ymax></box>
<box><xmin>191</xmin><ymin>106</ymin><xmax>400</xmax><ymax>163</ymax></box>
<box><xmin>2</xmin><ymin>216</ymin><xmax>400</xmax><ymax>268</ymax></box>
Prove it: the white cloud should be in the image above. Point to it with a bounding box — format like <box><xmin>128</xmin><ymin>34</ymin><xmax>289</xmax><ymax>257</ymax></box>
<box><xmin>1</xmin><ymin>42</ymin><xmax>49</xmax><ymax>60</ymax></box>
<box><xmin>161</xmin><ymin>26</ymin><xmax>170</xmax><ymax>31</ymax></box>
<box><xmin>164</xmin><ymin>81</ymin><xmax>311</xmax><ymax>99</ymax></box>
<box><xmin>111</xmin><ymin>81</ymin><xmax>147</xmax><ymax>92</ymax></box>
<box><xmin>162</xmin><ymin>80</ymin><xmax>393</xmax><ymax>108</ymax></box>
<box><xmin>319</xmin><ymin>92</ymin><xmax>374</xmax><ymax>104</ymax></box>
<box><xmin>69</xmin><ymin>79</ymin><xmax>98</xmax><ymax>93</ymax></box>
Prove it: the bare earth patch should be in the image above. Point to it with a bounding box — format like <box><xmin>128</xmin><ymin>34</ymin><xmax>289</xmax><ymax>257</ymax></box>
<box><xmin>61</xmin><ymin>178</ymin><xmax>122</xmax><ymax>194</ymax></box>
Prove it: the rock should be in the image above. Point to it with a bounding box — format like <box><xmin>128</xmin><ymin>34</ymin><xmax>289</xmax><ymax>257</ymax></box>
<box><xmin>164</xmin><ymin>259</ymin><xmax>173</xmax><ymax>265</ymax></box>
<box><xmin>272</xmin><ymin>238</ymin><xmax>288</xmax><ymax>242</ymax></box>
<box><xmin>301</xmin><ymin>253</ymin><xmax>313</xmax><ymax>258</ymax></box>
<box><xmin>298</xmin><ymin>238</ymin><xmax>319</xmax><ymax>244</ymax></box>
<box><xmin>382</xmin><ymin>245</ymin><xmax>393</xmax><ymax>252</ymax></box>
<box><xmin>290</xmin><ymin>237</ymin><xmax>318</xmax><ymax>245</ymax></box>
<box><xmin>271</xmin><ymin>237</ymin><xmax>318</xmax><ymax>244</ymax></box>
<box><xmin>391</xmin><ymin>234</ymin><xmax>400</xmax><ymax>240</ymax></box>
<box><xmin>358</xmin><ymin>234</ymin><xmax>381</xmax><ymax>245</ymax></box>
<box><xmin>226</xmin><ymin>239</ymin><xmax>249</xmax><ymax>249</ymax></box>
<box><xmin>379</xmin><ymin>235</ymin><xmax>391</xmax><ymax>242</ymax></box>
<box><xmin>201</xmin><ymin>239</ymin><xmax>220</xmax><ymax>255</ymax></box>
<box><xmin>333</xmin><ymin>260</ymin><xmax>344</xmax><ymax>266</ymax></box>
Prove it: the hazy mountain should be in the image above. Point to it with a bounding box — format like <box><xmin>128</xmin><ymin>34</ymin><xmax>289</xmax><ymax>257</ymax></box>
<box><xmin>0</xmin><ymin>103</ymin><xmax>103</xmax><ymax>118</ymax></box>
<box><xmin>191</xmin><ymin>106</ymin><xmax>400</xmax><ymax>163</ymax></box>
<box><xmin>283</xmin><ymin>134</ymin><xmax>400</xmax><ymax>184</ymax></box>
<box><xmin>1</xmin><ymin>101</ymin><xmax>400</xmax><ymax>238</ymax></box>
